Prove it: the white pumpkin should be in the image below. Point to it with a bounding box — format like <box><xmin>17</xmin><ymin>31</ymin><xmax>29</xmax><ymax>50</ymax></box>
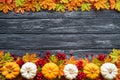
<box><xmin>20</xmin><ymin>62</ymin><xmax>37</xmax><ymax>79</ymax></box>
<box><xmin>100</xmin><ymin>63</ymin><xmax>118</xmax><ymax>80</ymax></box>
<box><xmin>63</xmin><ymin>64</ymin><xmax>78</xmax><ymax>80</ymax></box>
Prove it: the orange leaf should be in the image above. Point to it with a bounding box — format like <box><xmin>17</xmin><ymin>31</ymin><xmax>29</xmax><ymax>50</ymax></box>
<box><xmin>0</xmin><ymin>50</ymin><xmax>4</xmax><ymax>60</ymax></box>
<box><xmin>58</xmin><ymin>66</ymin><xmax>64</xmax><ymax>78</ymax></box>
<box><xmin>23</xmin><ymin>53</ymin><xmax>38</xmax><ymax>63</ymax></box>
<box><xmin>0</xmin><ymin>3</ymin><xmax>14</xmax><ymax>14</ymax></box>
<box><xmin>65</xmin><ymin>56</ymin><xmax>77</xmax><ymax>64</ymax></box>
<box><xmin>6</xmin><ymin>0</ymin><xmax>12</xmax><ymax>4</ymax></box>
<box><xmin>0</xmin><ymin>0</ymin><xmax>5</xmax><ymax>3</ymax></box>
<box><xmin>94</xmin><ymin>0</ymin><xmax>108</xmax><ymax>10</ymax></box>
<box><xmin>110</xmin><ymin>0</ymin><xmax>116</xmax><ymax>9</ymax></box>
<box><xmin>14</xmin><ymin>7</ymin><xmax>25</xmax><ymax>14</ymax></box>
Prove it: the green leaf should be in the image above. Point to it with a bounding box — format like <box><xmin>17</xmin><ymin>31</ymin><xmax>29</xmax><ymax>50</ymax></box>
<box><xmin>0</xmin><ymin>75</ymin><xmax>5</xmax><ymax>80</ymax></box>
<box><xmin>110</xmin><ymin>49</ymin><xmax>120</xmax><ymax>62</ymax></box>
<box><xmin>92</xmin><ymin>58</ymin><xmax>102</xmax><ymax>67</ymax></box>
<box><xmin>1</xmin><ymin>52</ymin><xmax>14</xmax><ymax>63</ymax></box>
<box><xmin>50</xmin><ymin>55</ymin><xmax>58</xmax><ymax>63</ymax></box>
<box><xmin>81</xmin><ymin>2</ymin><xmax>91</xmax><ymax>11</ymax></box>
<box><xmin>106</xmin><ymin>2</ymin><xmax>110</xmax><ymax>10</ymax></box>
<box><xmin>56</xmin><ymin>4</ymin><xmax>65</xmax><ymax>12</ymax></box>
<box><xmin>115</xmin><ymin>0</ymin><xmax>120</xmax><ymax>11</ymax></box>
<box><xmin>15</xmin><ymin>0</ymin><xmax>24</xmax><ymax>7</ymax></box>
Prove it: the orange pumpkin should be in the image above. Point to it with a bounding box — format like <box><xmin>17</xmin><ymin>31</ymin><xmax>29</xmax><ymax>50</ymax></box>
<box><xmin>42</xmin><ymin>62</ymin><xmax>59</xmax><ymax>80</ymax></box>
<box><xmin>83</xmin><ymin>63</ymin><xmax>100</xmax><ymax>79</ymax></box>
<box><xmin>1</xmin><ymin>62</ymin><xmax>20</xmax><ymax>79</ymax></box>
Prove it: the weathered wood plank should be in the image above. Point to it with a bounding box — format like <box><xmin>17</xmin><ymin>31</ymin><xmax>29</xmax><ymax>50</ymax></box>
<box><xmin>0</xmin><ymin>34</ymin><xmax>119</xmax><ymax>50</ymax></box>
<box><xmin>0</xmin><ymin>19</ymin><xmax>120</xmax><ymax>33</ymax></box>
<box><xmin>0</xmin><ymin>10</ymin><xmax>120</xmax><ymax>19</ymax></box>
<box><xmin>3</xmin><ymin>49</ymin><xmax>112</xmax><ymax>58</ymax></box>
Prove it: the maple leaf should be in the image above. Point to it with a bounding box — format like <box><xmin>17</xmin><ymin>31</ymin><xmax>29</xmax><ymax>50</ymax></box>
<box><xmin>15</xmin><ymin>0</ymin><xmax>24</xmax><ymax>7</ymax></box>
<box><xmin>0</xmin><ymin>50</ymin><xmax>4</xmax><ymax>61</ymax></box>
<box><xmin>23</xmin><ymin>53</ymin><xmax>38</xmax><ymax>63</ymax></box>
<box><xmin>6</xmin><ymin>0</ymin><xmax>12</xmax><ymax>4</ymax></box>
<box><xmin>24</xmin><ymin>0</ymin><xmax>36</xmax><ymax>12</ymax></box>
<box><xmin>104</xmin><ymin>56</ymin><xmax>113</xmax><ymax>63</ymax></box>
<box><xmin>92</xmin><ymin>57</ymin><xmax>103</xmax><ymax>67</ymax></box>
<box><xmin>110</xmin><ymin>0</ymin><xmax>116</xmax><ymax>10</ymax></box>
<box><xmin>56</xmin><ymin>3</ymin><xmax>65</xmax><ymax>12</ymax></box>
<box><xmin>109</xmin><ymin>49</ymin><xmax>120</xmax><ymax>62</ymax></box>
<box><xmin>66</xmin><ymin>0</ymin><xmax>83</xmax><ymax>11</ymax></box>
<box><xmin>14</xmin><ymin>7</ymin><xmax>25</xmax><ymax>14</ymax></box>
<box><xmin>94</xmin><ymin>0</ymin><xmax>108</xmax><ymax>10</ymax></box>
<box><xmin>1</xmin><ymin>52</ymin><xmax>14</xmax><ymax>62</ymax></box>
<box><xmin>60</xmin><ymin>0</ymin><xmax>68</xmax><ymax>3</ymax></box>
<box><xmin>50</xmin><ymin>55</ymin><xmax>58</xmax><ymax>63</ymax></box>
<box><xmin>115</xmin><ymin>0</ymin><xmax>120</xmax><ymax>11</ymax></box>
<box><xmin>0</xmin><ymin>3</ymin><xmax>14</xmax><ymax>13</ymax></box>
<box><xmin>81</xmin><ymin>2</ymin><xmax>91</xmax><ymax>11</ymax></box>
<box><xmin>40</xmin><ymin>0</ymin><xmax>56</xmax><ymax>10</ymax></box>
<box><xmin>58</xmin><ymin>65</ymin><xmax>64</xmax><ymax>79</ymax></box>
<box><xmin>34</xmin><ymin>3</ymin><xmax>41</xmax><ymax>12</ymax></box>
<box><xmin>65</xmin><ymin>56</ymin><xmax>77</xmax><ymax>64</ymax></box>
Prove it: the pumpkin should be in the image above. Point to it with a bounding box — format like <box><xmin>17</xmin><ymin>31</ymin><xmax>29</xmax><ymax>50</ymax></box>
<box><xmin>1</xmin><ymin>62</ymin><xmax>20</xmax><ymax>79</ymax></box>
<box><xmin>42</xmin><ymin>62</ymin><xmax>59</xmax><ymax>80</ymax></box>
<box><xmin>20</xmin><ymin>62</ymin><xmax>37</xmax><ymax>79</ymax></box>
<box><xmin>63</xmin><ymin>64</ymin><xmax>78</xmax><ymax>80</ymax></box>
<box><xmin>83</xmin><ymin>63</ymin><xmax>100</xmax><ymax>79</ymax></box>
<box><xmin>101</xmin><ymin>63</ymin><xmax>118</xmax><ymax>80</ymax></box>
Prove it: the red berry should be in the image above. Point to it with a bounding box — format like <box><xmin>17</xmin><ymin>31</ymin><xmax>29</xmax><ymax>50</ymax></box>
<box><xmin>76</xmin><ymin>60</ymin><xmax>83</xmax><ymax>70</ymax></box>
<box><xmin>36</xmin><ymin>59</ymin><xmax>46</xmax><ymax>67</ymax></box>
<box><xmin>11</xmin><ymin>53</ymin><xmax>17</xmax><ymax>60</ymax></box>
<box><xmin>36</xmin><ymin>72</ymin><xmax>43</xmax><ymax>80</ymax></box>
<box><xmin>97</xmin><ymin>54</ymin><xmax>106</xmax><ymax>61</ymax></box>
<box><xmin>77</xmin><ymin>72</ymin><xmax>86</xmax><ymax>80</ymax></box>
<box><xmin>16</xmin><ymin>58</ymin><xmax>25</xmax><ymax>67</ymax></box>
<box><xmin>57</xmin><ymin>52</ymin><xmax>66</xmax><ymax>60</ymax></box>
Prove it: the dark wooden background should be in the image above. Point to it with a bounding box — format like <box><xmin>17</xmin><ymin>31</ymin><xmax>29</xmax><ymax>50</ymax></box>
<box><xmin>0</xmin><ymin>10</ymin><xmax>120</xmax><ymax>57</ymax></box>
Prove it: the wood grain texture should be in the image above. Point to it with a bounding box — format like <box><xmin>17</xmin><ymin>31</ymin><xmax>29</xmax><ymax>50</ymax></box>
<box><xmin>3</xmin><ymin>49</ymin><xmax>112</xmax><ymax>58</ymax></box>
<box><xmin>0</xmin><ymin>10</ymin><xmax>120</xmax><ymax>19</ymax></box>
<box><xmin>0</xmin><ymin>34</ymin><xmax>119</xmax><ymax>50</ymax></box>
<box><xmin>0</xmin><ymin>19</ymin><xmax>120</xmax><ymax>34</ymax></box>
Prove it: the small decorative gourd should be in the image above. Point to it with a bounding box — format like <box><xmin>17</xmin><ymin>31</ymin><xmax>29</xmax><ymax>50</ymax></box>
<box><xmin>100</xmin><ymin>63</ymin><xmax>118</xmax><ymax>80</ymax></box>
<box><xmin>42</xmin><ymin>62</ymin><xmax>59</xmax><ymax>80</ymax></box>
<box><xmin>83</xmin><ymin>63</ymin><xmax>100</xmax><ymax>79</ymax></box>
<box><xmin>20</xmin><ymin>62</ymin><xmax>37</xmax><ymax>79</ymax></box>
<box><xmin>63</xmin><ymin>64</ymin><xmax>78</xmax><ymax>80</ymax></box>
<box><xmin>1</xmin><ymin>62</ymin><xmax>20</xmax><ymax>79</ymax></box>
